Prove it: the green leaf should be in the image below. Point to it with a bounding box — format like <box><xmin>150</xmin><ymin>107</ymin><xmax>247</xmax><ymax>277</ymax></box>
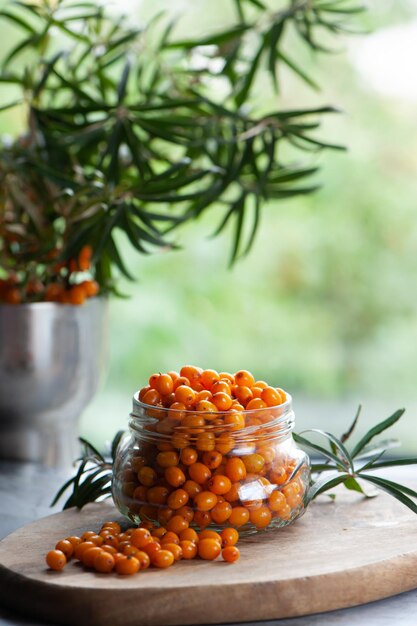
<box><xmin>235</xmin><ymin>40</ymin><xmax>265</xmax><ymax>107</ymax></box>
<box><xmin>267</xmin><ymin>21</ymin><xmax>284</xmax><ymax>91</ymax></box>
<box><xmin>293</xmin><ymin>432</ymin><xmax>347</xmax><ymax>469</ymax></box>
<box><xmin>301</xmin><ymin>428</ymin><xmax>353</xmax><ymax>469</ymax></box>
<box><xmin>278</xmin><ymin>50</ymin><xmax>320</xmax><ymax>91</ymax></box>
<box><xmin>306</xmin><ymin>473</ymin><xmax>349</xmax><ymax>503</ymax></box>
<box><xmin>360</xmin><ymin>475</ymin><xmax>417</xmax><ymax>514</ymax></box>
<box><xmin>79</xmin><ymin>436</ymin><xmax>105</xmax><ymax>463</ymax></box>
<box><xmin>343</xmin><ymin>476</ymin><xmax>364</xmax><ymax>494</ymax></box>
<box><xmin>360</xmin><ymin>457</ymin><xmax>417</xmax><ymax>471</ymax></box>
<box><xmin>351</xmin><ymin>409</ymin><xmax>405</xmax><ymax>458</ymax></box>
<box><xmin>166</xmin><ymin>23</ymin><xmax>251</xmax><ymax>49</ymax></box>
<box><xmin>340</xmin><ymin>404</ymin><xmax>361</xmax><ymax>443</ymax></box>
<box><xmin>111</xmin><ymin>430</ymin><xmax>126</xmax><ymax>462</ymax></box>
<box><xmin>0</xmin><ymin>99</ymin><xmax>23</xmax><ymax>112</ymax></box>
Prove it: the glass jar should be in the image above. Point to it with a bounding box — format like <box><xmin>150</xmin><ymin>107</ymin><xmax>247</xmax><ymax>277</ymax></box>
<box><xmin>112</xmin><ymin>392</ymin><xmax>310</xmax><ymax>533</ymax></box>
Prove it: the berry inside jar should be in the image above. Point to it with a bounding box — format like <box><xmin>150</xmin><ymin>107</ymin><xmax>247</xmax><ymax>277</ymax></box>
<box><xmin>112</xmin><ymin>366</ymin><xmax>310</xmax><ymax>534</ymax></box>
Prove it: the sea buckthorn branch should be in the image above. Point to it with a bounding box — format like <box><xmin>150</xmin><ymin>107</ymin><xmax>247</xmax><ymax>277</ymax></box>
<box><xmin>294</xmin><ymin>407</ymin><xmax>417</xmax><ymax>511</ymax></box>
<box><xmin>1</xmin><ymin>0</ymin><xmax>364</xmax><ymax>298</ymax></box>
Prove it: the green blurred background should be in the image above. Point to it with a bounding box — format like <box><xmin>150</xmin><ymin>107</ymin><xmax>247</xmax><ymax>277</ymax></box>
<box><xmin>2</xmin><ymin>0</ymin><xmax>417</xmax><ymax>450</ymax></box>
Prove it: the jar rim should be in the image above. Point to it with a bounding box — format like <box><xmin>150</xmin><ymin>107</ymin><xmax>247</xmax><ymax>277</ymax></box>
<box><xmin>129</xmin><ymin>392</ymin><xmax>294</xmax><ymax>443</ymax></box>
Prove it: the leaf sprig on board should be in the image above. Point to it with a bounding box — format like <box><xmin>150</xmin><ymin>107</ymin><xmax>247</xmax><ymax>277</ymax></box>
<box><xmin>53</xmin><ymin>407</ymin><xmax>417</xmax><ymax>514</ymax></box>
<box><xmin>294</xmin><ymin>406</ymin><xmax>417</xmax><ymax>512</ymax></box>
<box><xmin>0</xmin><ymin>0</ymin><xmax>364</xmax><ymax>295</ymax></box>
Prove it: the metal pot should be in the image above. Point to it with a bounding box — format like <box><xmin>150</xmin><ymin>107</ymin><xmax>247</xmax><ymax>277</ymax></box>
<box><xmin>0</xmin><ymin>297</ymin><xmax>108</xmax><ymax>467</ymax></box>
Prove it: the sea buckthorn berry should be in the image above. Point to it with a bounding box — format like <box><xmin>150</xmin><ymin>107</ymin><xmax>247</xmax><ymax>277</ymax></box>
<box><xmin>246</xmin><ymin>398</ymin><xmax>267</xmax><ymax>411</ymax></box>
<box><xmin>118</xmin><ymin>541</ymin><xmax>132</xmax><ymax>553</ymax></box>
<box><xmin>142</xmin><ymin>389</ymin><xmax>161</xmax><ymax>406</ymax></box>
<box><xmin>173</xmin><ymin>376</ymin><xmax>190</xmax><ymax>390</ymax></box>
<box><xmin>156</xmin><ymin>451</ymin><xmax>179</xmax><ymax>468</ymax></box>
<box><xmin>180</xmin><ymin>447</ymin><xmax>198</xmax><ymax>466</ymax></box>
<box><xmin>194</xmin><ymin>511</ymin><xmax>212</xmax><ymax>529</ymax></box>
<box><xmin>179</xmin><ymin>528</ymin><xmax>199</xmax><ymax>543</ymax></box>
<box><xmin>142</xmin><ymin>541</ymin><xmax>161</xmax><ymax>558</ymax></box>
<box><xmin>82</xmin><ymin>546</ymin><xmax>103</xmax><ymax>568</ymax></box>
<box><xmin>168</xmin><ymin>370</ymin><xmax>180</xmax><ymax>382</ymax></box>
<box><xmin>66</xmin><ymin>536</ymin><xmax>82</xmax><ymax>549</ymax></box>
<box><xmin>133</xmin><ymin>485</ymin><xmax>148</xmax><ymax>502</ymax></box>
<box><xmin>81</xmin><ymin>279</ymin><xmax>99</xmax><ymax>297</ymax></box>
<box><xmin>46</xmin><ymin>550</ymin><xmax>66</xmax><ymax>571</ymax></box>
<box><xmin>195</xmin><ymin>389</ymin><xmax>212</xmax><ymax>403</ymax></box>
<box><xmin>102</xmin><ymin>535</ymin><xmax>119</xmax><ymax>549</ymax></box>
<box><xmin>234</xmin><ymin>370</ymin><xmax>255</xmax><ymax>387</ymax></box>
<box><xmin>224</xmin><ymin>482</ymin><xmax>241</xmax><ymax>503</ymax></box>
<box><xmin>257</xmin><ymin>446</ymin><xmax>275</xmax><ymax>464</ymax></box>
<box><xmin>211</xmin><ymin>381</ymin><xmax>231</xmax><ymax>395</ymax></box>
<box><xmin>181</xmin><ymin>414</ymin><xmax>205</xmax><ymax>429</ymax></box>
<box><xmin>208</xmin><ymin>474</ymin><xmax>232</xmax><ymax>495</ymax></box>
<box><xmin>139</xmin><ymin>385</ymin><xmax>151</xmax><ymax>401</ymax></box>
<box><xmin>149</xmin><ymin>373</ymin><xmax>160</xmax><ymax>389</ymax></box>
<box><xmin>163</xmin><ymin>543</ymin><xmax>183</xmax><ymax>561</ymax></box>
<box><xmin>188</xmin><ymin>462</ymin><xmax>211</xmax><ymax>485</ymax></box>
<box><xmin>180</xmin><ymin>365</ymin><xmax>202</xmax><ymax>383</ymax></box>
<box><xmin>89</xmin><ymin>534</ymin><xmax>104</xmax><ymax>546</ymax></box>
<box><xmin>152</xmin><ymin>527</ymin><xmax>167</xmax><ymax>539</ymax></box>
<box><xmin>115</xmin><ymin>555</ymin><xmax>140</xmax><ymax>575</ymax></box>
<box><xmin>74</xmin><ymin>541</ymin><xmax>96</xmax><ymax>561</ymax></box>
<box><xmin>202</xmin><ymin>450</ymin><xmax>223</xmax><ymax>470</ymax></box>
<box><xmin>220</xmin><ymin>528</ymin><xmax>239</xmax><ymax>547</ymax></box>
<box><xmin>166</xmin><ymin>515</ymin><xmax>189</xmax><ymax>534</ymax></box>
<box><xmin>135</xmin><ymin>550</ymin><xmax>151</xmax><ymax>569</ymax></box>
<box><xmin>69</xmin><ymin>285</ymin><xmax>86</xmax><ymax>305</ymax></box>
<box><xmin>131</xmin><ymin>528</ymin><xmax>152</xmax><ymax>549</ymax></box>
<box><xmin>180</xmin><ymin>540</ymin><xmax>198</xmax><ymax>559</ymax></box>
<box><xmin>198</xmin><ymin>538</ymin><xmax>221</xmax><ymax>561</ymax></box>
<box><xmin>196</xmin><ymin>400</ymin><xmax>218</xmax><ymax>414</ymax></box>
<box><xmin>212</xmin><ymin>392</ymin><xmax>233</xmax><ymax>411</ymax></box>
<box><xmin>233</xmin><ymin>386</ymin><xmax>253</xmax><ymax>405</ymax></box>
<box><xmin>174</xmin><ymin>385</ymin><xmax>196</xmax><ymax>406</ymax></box>
<box><xmin>224</xmin><ymin>411</ymin><xmax>245</xmax><ymax>430</ymax></box>
<box><xmin>102</xmin><ymin>545</ymin><xmax>118</xmax><ymax>556</ymax></box>
<box><xmin>177</xmin><ymin>506</ymin><xmax>194</xmax><ymax>522</ymax></box>
<box><xmin>147</xmin><ymin>486</ymin><xmax>169</xmax><ymax>505</ymax></box>
<box><xmin>261</xmin><ymin>386</ymin><xmax>283</xmax><ymax>407</ymax></box>
<box><xmin>167</xmin><ymin>488</ymin><xmax>189</xmax><ymax>510</ymax></box>
<box><xmin>250</xmin><ymin>506</ymin><xmax>272</xmax><ymax>529</ymax></box>
<box><xmin>165</xmin><ymin>466</ymin><xmax>186</xmax><ymax>488</ymax></box>
<box><xmin>251</xmin><ymin>386</ymin><xmax>263</xmax><ymax>399</ymax></box>
<box><xmin>158</xmin><ymin>507</ymin><xmax>174</xmax><ymax>526</ymax></box>
<box><xmin>278</xmin><ymin>504</ymin><xmax>292</xmax><ymax>520</ymax></box>
<box><xmin>55</xmin><ymin>539</ymin><xmax>74</xmax><ymax>559</ymax></box>
<box><xmin>196</xmin><ymin>432</ymin><xmax>216</xmax><ymax>451</ymax></box>
<box><xmin>156</xmin><ymin>373</ymin><xmax>174</xmax><ymax>396</ymax></box>
<box><xmin>94</xmin><ymin>550</ymin><xmax>115</xmax><ymax>573</ymax></box>
<box><xmin>229</xmin><ymin>506</ymin><xmax>250</xmax><ymax>528</ymax></box>
<box><xmin>200</xmin><ymin>369</ymin><xmax>220</xmax><ymax>389</ymax></box>
<box><xmin>152</xmin><ymin>549</ymin><xmax>175</xmax><ymax>568</ymax></box>
<box><xmin>138</xmin><ymin>466</ymin><xmax>157</xmax><ymax>487</ymax></box>
<box><xmin>160</xmin><ymin>531</ymin><xmax>180</xmax><ymax>546</ymax></box>
<box><xmin>82</xmin><ymin>531</ymin><xmax>97</xmax><ymax>542</ymax></box>
<box><xmin>184</xmin><ymin>480</ymin><xmax>203</xmax><ymax>498</ymax></box>
<box><xmin>270</xmin><ymin>466</ymin><xmax>287</xmax><ymax>485</ymax></box>
<box><xmin>222</xmin><ymin>546</ymin><xmax>240</xmax><ymax>563</ymax></box>
<box><xmin>101</xmin><ymin>521</ymin><xmax>121</xmax><ymax>534</ymax></box>
<box><xmin>277</xmin><ymin>388</ymin><xmax>287</xmax><ymax>403</ymax></box>
<box><xmin>242</xmin><ymin>453</ymin><xmax>265</xmax><ymax>474</ymax></box>
<box><xmin>194</xmin><ymin>491</ymin><xmax>218</xmax><ymax>511</ymax></box>
<box><xmin>198</xmin><ymin>530</ymin><xmax>222</xmax><ymax>543</ymax></box>
<box><xmin>216</xmin><ymin>434</ymin><xmax>234</xmax><ymax>455</ymax></box>
<box><xmin>225</xmin><ymin>457</ymin><xmax>247</xmax><ymax>482</ymax></box>
<box><xmin>211</xmin><ymin>501</ymin><xmax>233</xmax><ymax>524</ymax></box>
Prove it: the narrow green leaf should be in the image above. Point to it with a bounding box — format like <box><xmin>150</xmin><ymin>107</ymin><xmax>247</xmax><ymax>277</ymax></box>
<box><xmin>0</xmin><ymin>9</ymin><xmax>36</xmax><ymax>33</ymax></box>
<box><xmin>302</xmin><ymin>429</ymin><xmax>353</xmax><ymax>469</ymax></box>
<box><xmin>351</xmin><ymin>409</ymin><xmax>405</xmax><ymax>458</ymax></box>
<box><xmin>360</xmin><ymin>475</ymin><xmax>417</xmax><ymax>514</ymax></box>
<box><xmin>306</xmin><ymin>473</ymin><xmax>349</xmax><ymax>503</ymax></box>
<box><xmin>79</xmin><ymin>436</ymin><xmax>105</xmax><ymax>463</ymax></box>
<box><xmin>293</xmin><ymin>432</ymin><xmax>346</xmax><ymax>469</ymax></box>
<box><xmin>360</xmin><ymin>457</ymin><xmax>417</xmax><ymax>471</ymax></box>
<box><xmin>166</xmin><ymin>23</ymin><xmax>251</xmax><ymax>49</ymax></box>
<box><xmin>340</xmin><ymin>404</ymin><xmax>362</xmax><ymax>443</ymax></box>
<box><xmin>111</xmin><ymin>430</ymin><xmax>126</xmax><ymax>462</ymax></box>
<box><xmin>278</xmin><ymin>50</ymin><xmax>319</xmax><ymax>90</ymax></box>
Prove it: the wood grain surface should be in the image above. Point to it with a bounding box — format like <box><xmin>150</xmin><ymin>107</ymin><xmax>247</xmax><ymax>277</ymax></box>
<box><xmin>1</xmin><ymin>487</ymin><xmax>417</xmax><ymax>626</ymax></box>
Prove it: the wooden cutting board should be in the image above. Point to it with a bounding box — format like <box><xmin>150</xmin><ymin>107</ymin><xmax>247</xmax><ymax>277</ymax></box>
<box><xmin>1</xmin><ymin>487</ymin><xmax>417</xmax><ymax>626</ymax></box>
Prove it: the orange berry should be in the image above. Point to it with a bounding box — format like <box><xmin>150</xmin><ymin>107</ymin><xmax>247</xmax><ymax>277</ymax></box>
<box><xmin>166</xmin><ymin>515</ymin><xmax>189</xmax><ymax>534</ymax></box>
<box><xmin>163</xmin><ymin>543</ymin><xmax>183</xmax><ymax>561</ymax></box>
<box><xmin>234</xmin><ymin>370</ymin><xmax>255</xmax><ymax>387</ymax></box>
<box><xmin>180</xmin><ymin>540</ymin><xmax>198</xmax><ymax>559</ymax></box>
<box><xmin>167</xmin><ymin>370</ymin><xmax>180</xmax><ymax>382</ymax></box>
<box><xmin>188</xmin><ymin>462</ymin><xmax>211</xmax><ymax>485</ymax></box>
<box><xmin>200</xmin><ymin>369</ymin><xmax>220</xmax><ymax>389</ymax></box>
<box><xmin>101</xmin><ymin>521</ymin><xmax>121</xmax><ymax>534</ymax></box>
<box><xmin>174</xmin><ymin>385</ymin><xmax>196</xmax><ymax>406</ymax></box>
<box><xmin>212</xmin><ymin>392</ymin><xmax>233</xmax><ymax>411</ymax></box>
<box><xmin>139</xmin><ymin>385</ymin><xmax>151</xmax><ymax>401</ymax></box>
<box><xmin>142</xmin><ymin>389</ymin><xmax>161</xmax><ymax>407</ymax></box>
<box><xmin>165</xmin><ymin>466</ymin><xmax>186</xmax><ymax>488</ymax></box>
<box><xmin>46</xmin><ymin>549</ymin><xmax>66</xmax><ymax>571</ymax></box>
<box><xmin>147</xmin><ymin>486</ymin><xmax>169</xmax><ymax>505</ymax></box>
<box><xmin>224</xmin><ymin>411</ymin><xmax>245</xmax><ymax>430</ymax></box>
<box><xmin>184</xmin><ymin>480</ymin><xmax>203</xmax><ymax>498</ymax></box>
<box><xmin>179</xmin><ymin>528</ymin><xmax>199</xmax><ymax>543</ymax></box>
<box><xmin>208</xmin><ymin>474</ymin><xmax>232</xmax><ymax>495</ymax></box>
<box><xmin>195</xmin><ymin>400</ymin><xmax>218</xmax><ymax>415</ymax></box>
<box><xmin>135</xmin><ymin>550</ymin><xmax>151</xmax><ymax>569</ymax></box>
<box><xmin>66</xmin><ymin>536</ymin><xmax>82</xmax><ymax>549</ymax></box>
<box><xmin>202</xmin><ymin>450</ymin><xmax>223</xmax><ymax>470</ymax></box>
<box><xmin>115</xmin><ymin>555</ymin><xmax>140</xmax><ymax>575</ymax></box>
<box><xmin>181</xmin><ymin>414</ymin><xmax>205</xmax><ymax>429</ymax></box>
<box><xmin>222</xmin><ymin>546</ymin><xmax>240</xmax><ymax>563</ymax></box>
<box><xmin>152</xmin><ymin>549</ymin><xmax>175</xmax><ymax>568</ymax></box>
<box><xmin>138</xmin><ymin>466</ymin><xmax>157</xmax><ymax>487</ymax></box>
<box><xmin>229</xmin><ymin>506</ymin><xmax>250</xmax><ymax>528</ymax></box>
<box><xmin>211</xmin><ymin>501</ymin><xmax>232</xmax><ymax>524</ymax></box>
<box><xmin>196</xmin><ymin>432</ymin><xmax>216</xmax><ymax>452</ymax></box>
<box><xmin>220</xmin><ymin>527</ymin><xmax>239</xmax><ymax>547</ymax></box>
<box><xmin>225</xmin><ymin>457</ymin><xmax>247</xmax><ymax>482</ymax></box>
<box><xmin>233</xmin><ymin>385</ymin><xmax>253</xmax><ymax>405</ymax></box>
<box><xmin>131</xmin><ymin>528</ymin><xmax>152</xmax><ymax>549</ymax></box>
<box><xmin>81</xmin><ymin>279</ymin><xmax>99</xmax><ymax>297</ymax></box>
<box><xmin>160</xmin><ymin>530</ymin><xmax>180</xmax><ymax>545</ymax></box>
<box><xmin>74</xmin><ymin>541</ymin><xmax>95</xmax><ymax>561</ymax></box>
<box><xmin>198</xmin><ymin>530</ymin><xmax>222</xmax><ymax>543</ymax></box>
<box><xmin>180</xmin><ymin>447</ymin><xmax>198</xmax><ymax>466</ymax></box>
<box><xmin>3</xmin><ymin>287</ymin><xmax>21</xmax><ymax>304</ymax></box>
<box><xmin>156</xmin><ymin>373</ymin><xmax>174</xmax><ymax>396</ymax></box>
<box><xmin>180</xmin><ymin>365</ymin><xmax>202</xmax><ymax>383</ymax></box>
<box><xmin>94</xmin><ymin>550</ymin><xmax>115</xmax><ymax>573</ymax></box>
<box><xmin>167</xmin><ymin>489</ymin><xmax>189</xmax><ymax>510</ymax></box>
<box><xmin>224</xmin><ymin>482</ymin><xmax>241</xmax><ymax>503</ymax></box>
<box><xmin>251</xmin><ymin>386</ymin><xmax>263</xmax><ymax>399</ymax></box>
<box><xmin>261</xmin><ymin>386</ymin><xmax>282</xmax><ymax>407</ymax></box>
<box><xmin>194</xmin><ymin>491</ymin><xmax>218</xmax><ymax>511</ymax></box>
<box><xmin>81</xmin><ymin>530</ymin><xmax>97</xmax><ymax>542</ymax></box>
<box><xmin>242</xmin><ymin>453</ymin><xmax>265</xmax><ymax>474</ymax></box>
<box><xmin>246</xmin><ymin>398</ymin><xmax>267</xmax><ymax>411</ymax></box>
<box><xmin>216</xmin><ymin>434</ymin><xmax>235</xmax><ymax>455</ymax></box>
<box><xmin>55</xmin><ymin>539</ymin><xmax>74</xmax><ymax>559</ymax></box>
<box><xmin>177</xmin><ymin>505</ymin><xmax>194</xmax><ymax>522</ymax></box>
<box><xmin>69</xmin><ymin>285</ymin><xmax>86</xmax><ymax>305</ymax></box>
<box><xmin>194</xmin><ymin>510</ymin><xmax>212</xmax><ymax>529</ymax></box>
<box><xmin>250</xmin><ymin>506</ymin><xmax>272</xmax><ymax>529</ymax></box>
<box><xmin>211</xmin><ymin>381</ymin><xmax>231</xmax><ymax>396</ymax></box>
<box><xmin>142</xmin><ymin>541</ymin><xmax>161</xmax><ymax>559</ymax></box>
<box><xmin>82</xmin><ymin>546</ymin><xmax>103</xmax><ymax>568</ymax></box>
<box><xmin>198</xmin><ymin>538</ymin><xmax>221</xmax><ymax>560</ymax></box>
<box><xmin>156</xmin><ymin>451</ymin><xmax>179</xmax><ymax>468</ymax></box>
<box><xmin>268</xmin><ymin>490</ymin><xmax>286</xmax><ymax>512</ymax></box>
<box><xmin>102</xmin><ymin>545</ymin><xmax>118</xmax><ymax>556</ymax></box>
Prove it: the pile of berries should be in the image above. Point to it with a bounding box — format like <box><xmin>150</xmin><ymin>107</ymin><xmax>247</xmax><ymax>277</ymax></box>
<box><xmin>0</xmin><ymin>245</ymin><xmax>99</xmax><ymax>305</ymax></box>
<box><xmin>45</xmin><ymin>520</ymin><xmax>240</xmax><ymax>574</ymax></box>
<box><xmin>114</xmin><ymin>366</ymin><xmax>307</xmax><ymax>533</ymax></box>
